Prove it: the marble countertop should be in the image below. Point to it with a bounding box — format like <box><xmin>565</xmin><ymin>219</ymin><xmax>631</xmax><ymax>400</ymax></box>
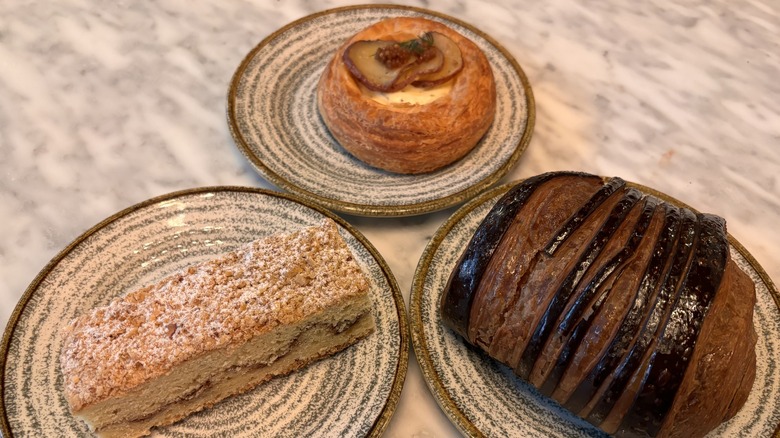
<box><xmin>1</xmin><ymin>1</ymin><xmax>778</xmax><ymax>437</ymax></box>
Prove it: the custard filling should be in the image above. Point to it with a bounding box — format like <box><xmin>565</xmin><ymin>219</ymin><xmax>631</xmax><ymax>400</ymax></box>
<box><xmin>360</xmin><ymin>81</ymin><xmax>452</xmax><ymax>105</ymax></box>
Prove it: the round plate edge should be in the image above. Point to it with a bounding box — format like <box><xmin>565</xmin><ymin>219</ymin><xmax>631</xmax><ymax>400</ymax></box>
<box><xmin>0</xmin><ymin>185</ymin><xmax>410</xmax><ymax>437</ymax></box>
<box><xmin>225</xmin><ymin>4</ymin><xmax>535</xmax><ymax>217</ymax></box>
<box><xmin>409</xmin><ymin>176</ymin><xmax>780</xmax><ymax>438</ymax></box>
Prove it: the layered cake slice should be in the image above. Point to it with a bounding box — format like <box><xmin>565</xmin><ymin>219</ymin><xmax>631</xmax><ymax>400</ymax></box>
<box><xmin>60</xmin><ymin>219</ymin><xmax>375</xmax><ymax>437</ymax></box>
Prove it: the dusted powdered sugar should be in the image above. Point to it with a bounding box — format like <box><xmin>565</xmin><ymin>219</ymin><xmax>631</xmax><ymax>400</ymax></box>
<box><xmin>59</xmin><ymin>219</ymin><xmax>370</xmax><ymax>411</ymax></box>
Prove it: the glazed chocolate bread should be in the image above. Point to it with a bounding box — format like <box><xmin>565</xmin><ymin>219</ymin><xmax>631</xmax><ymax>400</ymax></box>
<box><xmin>441</xmin><ymin>171</ymin><xmax>757</xmax><ymax>438</ymax></box>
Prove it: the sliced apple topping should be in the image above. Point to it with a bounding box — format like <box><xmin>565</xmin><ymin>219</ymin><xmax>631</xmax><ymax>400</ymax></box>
<box><xmin>343</xmin><ymin>40</ymin><xmax>417</xmax><ymax>91</ymax></box>
<box><xmin>412</xmin><ymin>32</ymin><xmax>463</xmax><ymax>87</ymax></box>
<box><xmin>342</xmin><ymin>32</ymin><xmax>462</xmax><ymax>93</ymax></box>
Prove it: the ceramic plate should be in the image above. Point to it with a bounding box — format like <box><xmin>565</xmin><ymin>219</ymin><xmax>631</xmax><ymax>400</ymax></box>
<box><xmin>411</xmin><ymin>181</ymin><xmax>780</xmax><ymax>437</ymax></box>
<box><xmin>227</xmin><ymin>4</ymin><xmax>534</xmax><ymax>216</ymax></box>
<box><xmin>1</xmin><ymin>187</ymin><xmax>408</xmax><ymax>437</ymax></box>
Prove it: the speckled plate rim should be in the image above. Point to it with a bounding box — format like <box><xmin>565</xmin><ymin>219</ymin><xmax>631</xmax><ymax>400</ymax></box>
<box><xmin>410</xmin><ymin>178</ymin><xmax>780</xmax><ymax>438</ymax></box>
<box><xmin>226</xmin><ymin>4</ymin><xmax>535</xmax><ymax>217</ymax></box>
<box><xmin>0</xmin><ymin>186</ymin><xmax>409</xmax><ymax>438</ymax></box>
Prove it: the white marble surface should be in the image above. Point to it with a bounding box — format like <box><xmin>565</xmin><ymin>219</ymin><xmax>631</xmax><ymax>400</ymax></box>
<box><xmin>1</xmin><ymin>0</ymin><xmax>778</xmax><ymax>437</ymax></box>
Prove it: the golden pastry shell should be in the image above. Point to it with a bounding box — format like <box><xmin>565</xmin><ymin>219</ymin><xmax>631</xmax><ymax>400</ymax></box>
<box><xmin>317</xmin><ymin>17</ymin><xmax>497</xmax><ymax>174</ymax></box>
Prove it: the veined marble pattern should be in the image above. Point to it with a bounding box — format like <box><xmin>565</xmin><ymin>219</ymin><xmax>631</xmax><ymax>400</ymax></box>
<box><xmin>1</xmin><ymin>1</ymin><xmax>778</xmax><ymax>437</ymax></box>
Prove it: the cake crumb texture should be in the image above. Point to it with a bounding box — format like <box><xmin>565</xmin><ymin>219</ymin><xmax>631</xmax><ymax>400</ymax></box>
<box><xmin>60</xmin><ymin>219</ymin><xmax>370</xmax><ymax>411</ymax></box>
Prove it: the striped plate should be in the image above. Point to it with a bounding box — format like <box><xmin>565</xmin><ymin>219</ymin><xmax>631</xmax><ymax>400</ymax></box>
<box><xmin>411</xmin><ymin>181</ymin><xmax>780</xmax><ymax>437</ymax></box>
<box><xmin>227</xmin><ymin>5</ymin><xmax>534</xmax><ymax>217</ymax></box>
<box><xmin>1</xmin><ymin>187</ymin><xmax>407</xmax><ymax>437</ymax></box>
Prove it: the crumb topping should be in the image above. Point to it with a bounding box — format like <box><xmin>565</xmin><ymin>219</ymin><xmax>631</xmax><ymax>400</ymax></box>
<box><xmin>59</xmin><ymin>219</ymin><xmax>370</xmax><ymax>410</ymax></box>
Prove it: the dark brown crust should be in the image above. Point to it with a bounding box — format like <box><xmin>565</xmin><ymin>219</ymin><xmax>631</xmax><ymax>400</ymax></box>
<box><xmin>597</xmin><ymin>208</ymin><xmax>700</xmax><ymax>434</ymax></box>
<box><xmin>316</xmin><ymin>17</ymin><xmax>496</xmax><ymax>174</ymax></box>
<box><xmin>440</xmin><ymin>172</ymin><xmax>758</xmax><ymax>438</ymax></box>
<box><xmin>441</xmin><ymin>172</ymin><xmax>601</xmax><ymax>340</ymax></box>
<box><xmin>491</xmin><ymin>186</ymin><xmax>636</xmax><ymax>372</ymax></box>
<box><xmin>514</xmin><ymin>187</ymin><xmax>643</xmax><ymax>380</ymax></box>
<box><xmin>565</xmin><ymin>202</ymin><xmax>682</xmax><ymax>417</ymax></box>
<box><xmin>657</xmin><ymin>259</ymin><xmax>757</xmax><ymax>438</ymax></box>
<box><xmin>541</xmin><ymin>198</ymin><xmax>665</xmax><ymax>399</ymax></box>
<box><xmin>467</xmin><ymin>175</ymin><xmax>604</xmax><ymax>353</ymax></box>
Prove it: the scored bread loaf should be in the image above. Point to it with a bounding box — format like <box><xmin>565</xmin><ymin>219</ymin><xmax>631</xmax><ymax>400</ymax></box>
<box><xmin>441</xmin><ymin>171</ymin><xmax>757</xmax><ymax>438</ymax></box>
<box><xmin>60</xmin><ymin>219</ymin><xmax>375</xmax><ymax>437</ymax></box>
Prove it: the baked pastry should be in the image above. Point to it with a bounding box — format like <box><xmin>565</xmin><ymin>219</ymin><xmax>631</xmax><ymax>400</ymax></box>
<box><xmin>441</xmin><ymin>171</ymin><xmax>757</xmax><ymax>438</ymax></box>
<box><xmin>60</xmin><ymin>219</ymin><xmax>375</xmax><ymax>438</ymax></box>
<box><xmin>317</xmin><ymin>17</ymin><xmax>497</xmax><ymax>174</ymax></box>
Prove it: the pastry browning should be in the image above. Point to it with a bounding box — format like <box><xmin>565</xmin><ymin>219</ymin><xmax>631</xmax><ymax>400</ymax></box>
<box><xmin>60</xmin><ymin>219</ymin><xmax>375</xmax><ymax>437</ymax></box>
<box><xmin>317</xmin><ymin>17</ymin><xmax>497</xmax><ymax>174</ymax></box>
<box><xmin>440</xmin><ymin>171</ymin><xmax>757</xmax><ymax>438</ymax></box>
